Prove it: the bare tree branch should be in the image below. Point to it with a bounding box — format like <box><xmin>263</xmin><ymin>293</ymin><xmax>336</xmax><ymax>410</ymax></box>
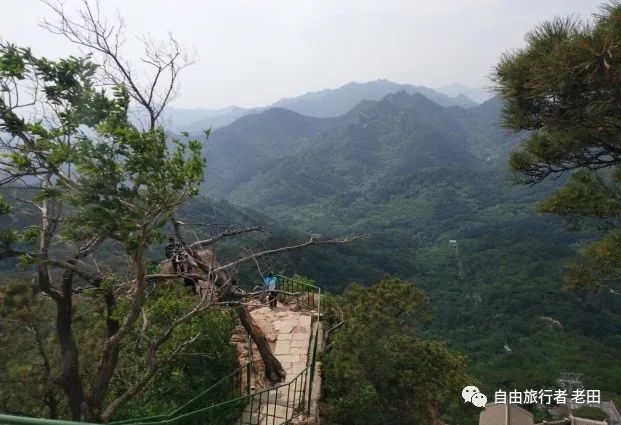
<box><xmin>41</xmin><ymin>0</ymin><xmax>196</xmax><ymax>131</ymax></box>
<box><xmin>213</xmin><ymin>235</ymin><xmax>366</xmax><ymax>273</ymax></box>
<box><xmin>188</xmin><ymin>226</ymin><xmax>263</xmax><ymax>249</ymax></box>
<box><xmin>100</xmin><ymin>332</ymin><xmax>200</xmax><ymax>422</ymax></box>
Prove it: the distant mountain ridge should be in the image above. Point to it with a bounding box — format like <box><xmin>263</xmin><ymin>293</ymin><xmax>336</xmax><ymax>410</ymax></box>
<box><xmin>166</xmin><ymin>106</ymin><xmax>256</xmax><ymax>131</ymax></box>
<box><xmin>269</xmin><ymin>79</ymin><xmax>477</xmax><ymax>117</ymax></box>
<box><xmin>435</xmin><ymin>83</ymin><xmax>494</xmax><ymax>103</ymax></box>
<box><xmin>169</xmin><ymin>79</ymin><xmax>481</xmax><ymax>132</ymax></box>
<box><xmin>200</xmin><ymin>91</ymin><xmax>506</xmax><ymax>201</ymax></box>
<box><xmin>194</xmin><ymin>90</ymin><xmax>621</xmax><ymax>400</ymax></box>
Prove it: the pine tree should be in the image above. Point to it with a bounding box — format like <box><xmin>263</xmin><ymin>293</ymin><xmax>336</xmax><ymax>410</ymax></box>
<box><xmin>493</xmin><ymin>3</ymin><xmax>621</xmax><ymax>292</ymax></box>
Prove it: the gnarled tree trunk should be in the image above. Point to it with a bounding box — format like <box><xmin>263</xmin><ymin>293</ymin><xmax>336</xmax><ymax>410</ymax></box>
<box><xmin>237</xmin><ymin>305</ymin><xmax>286</xmax><ymax>382</ymax></box>
<box><xmin>187</xmin><ymin>248</ymin><xmax>286</xmax><ymax>383</ymax></box>
<box><xmin>84</xmin><ymin>248</ymin><xmax>148</xmax><ymax>422</ymax></box>
<box><xmin>54</xmin><ymin>269</ymin><xmax>85</xmax><ymax>421</ymax></box>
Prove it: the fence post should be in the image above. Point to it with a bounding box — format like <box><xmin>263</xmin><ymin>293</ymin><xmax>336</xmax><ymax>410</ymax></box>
<box><xmin>305</xmin><ymin>286</ymin><xmax>321</xmax><ymax>415</ymax></box>
<box><xmin>317</xmin><ymin>287</ymin><xmax>321</xmax><ymax>318</ymax></box>
<box><xmin>247</xmin><ymin>332</ymin><xmax>252</xmax><ymax>395</ymax></box>
<box><xmin>306</xmin><ymin>325</ymin><xmax>319</xmax><ymax>414</ymax></box>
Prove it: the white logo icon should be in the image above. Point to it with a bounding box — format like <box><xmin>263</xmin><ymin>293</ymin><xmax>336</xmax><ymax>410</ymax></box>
<box><xmin>462</xmin><ymin>385</ymin><xmax>487</xmax><ymax>407</ymax></box>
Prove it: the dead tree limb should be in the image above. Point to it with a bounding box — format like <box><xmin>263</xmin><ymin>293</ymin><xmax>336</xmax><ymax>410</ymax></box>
<box><xmin>237</xmin><ymin>305</ymin><xmax>285</xmax><ymax>382</ymax></box>
<box><xmin>189</xmin><ymin>226</ymin><xmax>263</xmax><ymax>249</ymax></box>
<box><xmin>41</xmin><ymin>0</ymin><xmax>195</xmax><ymax>131</ymax></box>
<box><xmin>176</xmin><ymin>231</ymin><xmax>364</xmax><ymax>383</ymax></box>
<box><xmin>214</xmin><ymin>235</ymin><xmax>367</xmax><ymax>273</ymax></box>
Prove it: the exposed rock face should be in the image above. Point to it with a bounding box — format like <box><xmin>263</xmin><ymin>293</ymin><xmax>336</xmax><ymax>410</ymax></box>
<box><xmin>158</xmin><ymin>248</ymin><xmax>217</xmax><ymax>274</ymax></box>
<box><xmin>158</xmin><ymin>248</ymin><xmax>219</xmax><ymax>296</ymax></box>
<box><xmin>231</xmin><ymin>312</ymin><xmax>270</xmax><ymax>391</ymax></box>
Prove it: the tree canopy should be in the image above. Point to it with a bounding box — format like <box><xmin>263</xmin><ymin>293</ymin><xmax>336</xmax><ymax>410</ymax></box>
<box><xmin>0</xmin><ymin>2</ymin><xmax>359</xmax><ymax>420</ymax></box>
<box><xmin>323</xmin><ymin>279</ymin><xmax>476</xmax><ymax>425</ymax></box>
<box><xmin>0</xmin><ymin>37</ymin><xmax>207</xmax><ymax>420</ymax></box>
<box><xmin>493</xmin><ymin>2</ymin><xmax>621</xmax><ymax>292</ymax></box>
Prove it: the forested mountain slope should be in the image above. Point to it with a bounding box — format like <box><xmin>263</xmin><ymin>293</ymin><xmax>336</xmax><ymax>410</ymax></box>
<box><xmin>270</xmin><ymin>79</ymin><xmax>477</xmax><ymax>117</ymax></box>
<box><xmin>199</xmin><ymin>91</ymin><xmax>621</xmax><ymax>402</ymax></box>
<box><xmin>174</xmin><ymin>79</ymin><xmax>477</xmax><ymax>132</ymax></box>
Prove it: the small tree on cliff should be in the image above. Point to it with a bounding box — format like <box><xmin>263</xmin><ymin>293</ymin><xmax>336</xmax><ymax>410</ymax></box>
<box><xmin>493</xmin><ymin>3</ymin><xmax>621</xmax><ymax>293</ymax></box>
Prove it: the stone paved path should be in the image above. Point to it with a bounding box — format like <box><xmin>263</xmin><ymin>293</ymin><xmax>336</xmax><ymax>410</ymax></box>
<box><xmin>238</xmin><ymin>303</ymin><xmax>314</xmax><ymax>425</ymax></box>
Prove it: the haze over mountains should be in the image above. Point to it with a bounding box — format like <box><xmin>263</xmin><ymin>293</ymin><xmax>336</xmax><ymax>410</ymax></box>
<box><xmin>181</xmin><ymin>86</ymin><xmax>621</xmax><ymax>400</ymax></box>
<box><xmin>168</xmin><ymin>79</ymin><xmax>489</xmax><ymax>132</ymax></box>
<box><xmin>2</xmin><ymin>70</ymin><xmax>620</xmax><ymax>406</ymax></box>
<box><xmin>435</xmin><ymin>83</ymin><xmax>494</xmax><ymax>103</ymax></box>
<box><xmin>4</xmin><ymin>0</ymin><xmax>619</xmax><ymax>422</ymax></box>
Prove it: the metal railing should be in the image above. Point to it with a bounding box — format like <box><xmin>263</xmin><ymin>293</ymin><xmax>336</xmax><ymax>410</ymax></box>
<box><xmin>0</xmin><ymin>275</ymin><xmax>321</xmax><ymax>425</ymax></box>
<box><xmin>109</xmin><ymin>361</ymin><xmax>253</xmax><ymax>425</ymax></box>
<box><xmin>237</xmin><ymin>323</ymin><xmax>320</xmax><ymax>425</ymax></box>
<box><xmin>275</xmin><ymin>275</ymin><xmax>319</xmax><ymax>310</ymax></box>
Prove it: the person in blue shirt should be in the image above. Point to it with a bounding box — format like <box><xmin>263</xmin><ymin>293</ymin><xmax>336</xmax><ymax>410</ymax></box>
<box><xmin>263</xmin><ymin>271</ymin><xmax>273</xmax><ymax>288</ymax></box>
<box><xmin>263</xmin><ymin>271</ymin><xmax>278</xmax><ymax>308</ymax></box>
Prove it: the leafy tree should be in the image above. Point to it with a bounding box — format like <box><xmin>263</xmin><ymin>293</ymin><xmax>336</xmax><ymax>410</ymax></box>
<box><xmin>0</xmin><ymin>39</ymin><xmax>204</xmax><ymax>420</ymax></box>
<box><xmin>0</xmin><ymin>3</ymin><xmax>359</xmax><ymax>421</ymax></box>
<box><xmin>106</xmin><ymin>284</ymin><xmax>238</xmax><ymax>421</ymax></box>
<box><xmin>323</xmin><ymin>279</ymin><xmax>476</xmax><ymax>425</ymax></box>
<box><xmin>0</xmin><ymin>281</ymin><xmax>59</xmax><ymax>418</ymax></box>
<box><xmin>0</xmin><ymin>280</ymin><xmax>238</xmax><ymax>421</ymax></box>
<box><xmin>493</xmin><ymin>3</ymin><xmax>621</xmax><ymax>292</ymax></box>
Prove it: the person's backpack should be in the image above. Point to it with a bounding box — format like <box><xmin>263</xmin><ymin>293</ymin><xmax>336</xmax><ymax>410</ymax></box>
<box><xmin>267</xmin><ymin>277</ymin><xmax>277</xmax><ymax>291</ymax></box>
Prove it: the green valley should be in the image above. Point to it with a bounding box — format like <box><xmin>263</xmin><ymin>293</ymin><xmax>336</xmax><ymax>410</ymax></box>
<box><xmin>196</xmin><ymin>91</ymin><xmax>621</xmax><ymax>403</ymax></box>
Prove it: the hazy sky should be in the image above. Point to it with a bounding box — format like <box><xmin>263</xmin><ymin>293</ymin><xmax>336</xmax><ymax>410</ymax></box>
<box><xmin>1</xmin><ymin>0</ymin><xmax>604</xmax><ymax>109</ymax></box>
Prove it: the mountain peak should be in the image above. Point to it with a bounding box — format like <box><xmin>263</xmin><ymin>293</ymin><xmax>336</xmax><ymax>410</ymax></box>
<box><xmin>435</xmin><ymin>83</ymin><xmax>493</xmax><ymax>103</ymax></box>
<box><xmin>379</xmin><ymin>90</ymin><xmax>444</xmax><ymax>110</ymax></box>
<box><xmin>382</xmin><ymin>90</ymin><xmax>411</xmax><ymax>103</ymax></box>
<box><xmin>176</xmin><ymin>80</ymin><xmax>480</xmax><ymax>132</ymax></box>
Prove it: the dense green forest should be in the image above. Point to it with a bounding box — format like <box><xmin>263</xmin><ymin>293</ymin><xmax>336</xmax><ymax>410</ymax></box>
<box><xmin>2</xmin><ymin>1</ymin><xmax>621</xmax><ymax>424</ymax></box>
<box><xmin>321</xmin><ymin>278</ymin><xmax>479</xmax><ymax>425</ymax></box>
<box><xmin>1</xmin><ymin>54</ymin><xmax>620</xmax><ymax>424</ymax></box>
<box><xmin>196</xmin><ymin>91</ymin><xmax>621</xmax><ymax>403</ymax></box>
